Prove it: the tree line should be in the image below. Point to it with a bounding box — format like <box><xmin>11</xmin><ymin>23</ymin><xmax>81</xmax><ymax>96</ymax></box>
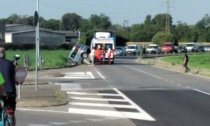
<box><xmin>1</xmin><ymin>13</ymin><xmax>210</xmax><ymax>46</ymax></box>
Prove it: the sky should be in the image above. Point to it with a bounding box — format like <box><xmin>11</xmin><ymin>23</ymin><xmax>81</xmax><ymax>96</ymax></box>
<box><xmin>1</xmin><ymin>0</ymin><xmax>210</xmax><ymax>26</ymax></box>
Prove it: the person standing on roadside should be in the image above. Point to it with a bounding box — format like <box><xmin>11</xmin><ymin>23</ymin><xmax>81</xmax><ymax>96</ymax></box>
<box><xmin>102</xmin><ymin>46</ymin><xmax>106</xmax><ymax>64</ymax></box>
<box><xmin>90</xmin><ymin>47</ymin><xmax>95</xmax><ymax>65</ymax></box>
<box><xmin>0</xmin><ymin>47</ymin><xmax>16</xmax><ymax>125</ymax></box>
<box><xmin>107</xmin><ymin>47</ymin><xmax>112</xmax><ymax>64</ymax></box>
<box><xmin>95</xmin><ymin>45</ymin><xmax>102</xmax><ymax>64</ymax></box>
<box><xmin>183</xmin><ymin>51</ymin><xmax>190</xmax><ymax>72</ymax></box>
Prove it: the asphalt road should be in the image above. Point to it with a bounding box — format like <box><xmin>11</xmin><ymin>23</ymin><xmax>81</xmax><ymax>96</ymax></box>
<box><xmin>16</xmin><ymin>55</ymin><xmax>210</xmax><ymax>126</ymax></box>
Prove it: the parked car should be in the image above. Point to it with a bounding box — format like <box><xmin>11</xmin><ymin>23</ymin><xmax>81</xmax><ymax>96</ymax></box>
<box><xmin>146</xmin><ymin>44</ymin><xmax>161</xmax><ymax>54</ymax></box>
<box><xmin>204</xmin><ymin>45</ymin><xmax>210</xmax><ymax>52</ymax></box>
<box><xmin>177</xmin><ymin>46</ymin><xmax>187</xmax><ymax>53</ymax></box>
<box><xmin>114</xmin><ymin>46</ymin><xmax>126</xmax><ymax>56</ymax></box>
<box><xmin>197</xmin><ymin>46</ymin><xmax>205</xmax><ymax>52</ymax></box>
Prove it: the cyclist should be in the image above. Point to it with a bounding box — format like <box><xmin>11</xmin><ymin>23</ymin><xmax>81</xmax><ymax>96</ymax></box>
<box><xmin>0</xmin><ymin>47</ymin><xmax>16</xmax><ymax>125</ymax></box>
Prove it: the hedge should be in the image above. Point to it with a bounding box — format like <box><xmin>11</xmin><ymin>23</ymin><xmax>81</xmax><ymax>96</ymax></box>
<box><xmin>0</xmin><ymin>43</ymin><xmax>74</xmax><ymax>50</ymax></box>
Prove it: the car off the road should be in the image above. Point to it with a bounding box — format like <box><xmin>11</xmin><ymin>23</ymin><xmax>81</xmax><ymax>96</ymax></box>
<box><xmin>67</xmin><ymin>44</ymin><xmax>89</xmax><ymax>64</ymax></box>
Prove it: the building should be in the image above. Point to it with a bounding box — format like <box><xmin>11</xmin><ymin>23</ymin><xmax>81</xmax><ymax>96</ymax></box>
<box><xmin>4</xmin><ymin>24</ymin><xmax>79</xmax><ymax>47</ymax></box>
<box><xmin>54</xmin><ymin>30</ymin><xmax>79</xmax><ymax>44</ymax></box>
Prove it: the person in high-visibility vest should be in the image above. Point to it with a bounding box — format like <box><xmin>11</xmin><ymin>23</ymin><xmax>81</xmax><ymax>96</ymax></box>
<box><xmin>0</xmin><ymin>47</ymin><xmax>16</xmax><ymax>125</ymax></box>
<box><xmin>95</xmin><ymin>45</ymin><xmax>102</xmax><ymax>64</ymax></box>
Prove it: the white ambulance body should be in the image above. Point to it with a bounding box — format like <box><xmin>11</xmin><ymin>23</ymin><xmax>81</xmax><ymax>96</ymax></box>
<box><xmin>90</xmin><ymin>31</ymin><xmax>116</xmax><ymax>64</ymax></box>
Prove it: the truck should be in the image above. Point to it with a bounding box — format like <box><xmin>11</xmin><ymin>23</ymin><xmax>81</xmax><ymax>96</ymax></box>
<box><xmin>161</xmin><ymin>42</ymin><xmax>177</xmax><ymax>54</ymax></box>
<box><xmin>90</xmin><ymin>30</ymin><xmax>116</xmax><ymax>64</ymax></box>
<box><xmin>126</xmin><ymin>44</ymin><xmax>141</xmax><ymax>55</ymax></box>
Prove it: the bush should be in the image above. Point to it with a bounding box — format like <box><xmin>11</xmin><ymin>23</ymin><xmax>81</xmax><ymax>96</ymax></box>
<box><xmin>0</xmin><ymin>43</ymin><xmax>35</xmax><ymax>50</ymax></box>
<box><xmin>56</xmin><ymin>43</ymin><xmax>74</xmax><ymax>50</ymax></box>
<box><xmin>152</xmin><ymin>32</ymin><xmax>176</xmax><ymax>46</ymax></box>
<box><xmin>0</xmin><ymin>43</ymin><xmax>74</xmax><ymax>50</ymax></box>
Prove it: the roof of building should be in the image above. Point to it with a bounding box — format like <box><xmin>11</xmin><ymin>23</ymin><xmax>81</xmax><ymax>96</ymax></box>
<box><xmin>5</xmin><ymin>24</ymin><xmax>79</xmax><ymax>36</ymax></box>
<box><xmin>53</xmin><ymin>30</ymin><xmax>78</xmax><ymax>37</ymax></box>
<box><xmin>6</xmin><ymin>29</ymin><xmax>65</xmax><ymax>35</ymax></box>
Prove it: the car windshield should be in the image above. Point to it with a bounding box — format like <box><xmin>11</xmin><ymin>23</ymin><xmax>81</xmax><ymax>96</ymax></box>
<box><xmin>179</xmin><ymin>46</ymin><xmax>185</xmax><ymax>49</ymax></box>
<box><xmin>116</xmin><ymin>47</ymin><xmax>123</xmax><ymax>50</ymax></box>
<box><xmin>128</xmin><ymin>46</ymin><xmax>136</xmax><ymax>49</ymax></box>
<box><xmin>164</xmin><ymin>44</ymin><xmax>172</xmax><ymax>46</ymax></box>
<box><xmin>148</xmin><ymin>46</ymin><xmax>157</xmax><ymax>49</ymax></box>
<box><xmin>95</xmin><ymin>44</ymin><xmax>113</xmax><ymax>50</ymax></box>
<box><xmin>186</xmin><ymin>44</ymin><xmax>194</xmax><ymax>47</ymax></box>
<box><xmin>205</xmin><ymin>46</ymin><xmax>210</xmax><ymax>48</ymax></box>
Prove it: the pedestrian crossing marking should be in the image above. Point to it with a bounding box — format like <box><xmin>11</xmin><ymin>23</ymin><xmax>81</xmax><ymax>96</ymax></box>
<box><xmin>68</xmin><ymin>108</ymin><xmax>154</xmax><ymax>121</ymax></box>
<box><xmin>67</xmin><ymin>91</ymin><xmax>121</xmax><ymax>96</ymax></box>
<box><xmin>60</xmin><ymin>72</ymin><xmax>95</xmax><ymax>79</ymax></box>
<box><xmin>67</xmin><ymin>88</ymin><xmax>156</xmax><ymax>121</ymax></box>
<box><xmin>70</xmin><ymin>97</ymin><xmax>127</xmax><ymax>102</ymax></box>
<box><xmin>53</xmin><ymin>83</ymin><xmax>82</xmax><ymax>90</ymax></box>
<box><xmin>69</xmin><ymin>102</ymin><xmax>136</xmax><ymax>109</ymax></box>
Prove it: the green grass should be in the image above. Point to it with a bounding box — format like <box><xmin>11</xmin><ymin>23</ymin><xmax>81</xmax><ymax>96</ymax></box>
<box><xmin>162</xmin><ymin>53</ymin><xmax>210</xmax><ymax>70</ymax></box>
<box><xmin>5</xmin><ymin>49</ymin><xmax>71</xmax><ymax>70</ymax></box>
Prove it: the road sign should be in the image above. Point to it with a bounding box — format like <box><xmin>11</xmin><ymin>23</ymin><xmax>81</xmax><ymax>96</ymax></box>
<box><xmin>15</xmin><ymin>66</ymin><xmax>27</xmax><ymax>84</ymax></box>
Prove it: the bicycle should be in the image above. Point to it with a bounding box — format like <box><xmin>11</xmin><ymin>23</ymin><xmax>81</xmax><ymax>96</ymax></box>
<box><xmin>0</xmin><ymin>96</ymin><xmax>15</xmax><ymax>126</ymax></box>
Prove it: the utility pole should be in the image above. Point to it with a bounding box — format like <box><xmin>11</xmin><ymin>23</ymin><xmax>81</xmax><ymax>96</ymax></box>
<box><xmin>165</xmin><ymin>0</ymin><xmax>170</xmax><ymax>33</ymax></box>
<box><xmin>35</xmin><ymin>0</ymin><xmax>40</xmax><ymax>90</ymax></box>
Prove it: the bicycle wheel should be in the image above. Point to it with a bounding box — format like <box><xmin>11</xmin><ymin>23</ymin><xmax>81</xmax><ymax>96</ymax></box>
<box><xmin>4</xmin><ymin>119</ymin><xmax>13</xmax><ymax>126</ymax></box>
<box><xmin>4</xmin><ymin>115</ymin><xmax>14</xmax><ymax>126</ymax></box>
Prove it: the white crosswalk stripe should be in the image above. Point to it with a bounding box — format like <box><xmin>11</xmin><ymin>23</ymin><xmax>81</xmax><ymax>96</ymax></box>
<box><xmin>61</xmin><ymin>72</ymin><xmax>95</xmax><ymax>79</ymax></box>
<box><xmin>67</xmin><ymin>88</ymin><xmax>156</xmax><ymax>121</ymax></box>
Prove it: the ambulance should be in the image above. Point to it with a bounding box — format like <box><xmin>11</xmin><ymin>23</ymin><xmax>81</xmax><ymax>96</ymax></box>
<box><xmin>90</xmin><ymin>31</ymin><xmax>116</xmax><ymax>64</ymax></box>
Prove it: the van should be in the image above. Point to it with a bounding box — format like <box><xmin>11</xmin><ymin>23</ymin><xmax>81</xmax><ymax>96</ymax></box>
<box><xmin>126</xmin><ymin>45</ymin><xmax>141</xmax><ymax>55</ymax></box>
<box><xmin>185</xmin><ymin>42</ymin><xmax>199</xmax><ymax>52</ymax></box>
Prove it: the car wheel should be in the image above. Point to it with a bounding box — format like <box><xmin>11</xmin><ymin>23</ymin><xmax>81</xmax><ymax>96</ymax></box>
<box><xmin>81</xmin><ymin>52</ymin><xmax>88</xmax><ymax>59</ymax></box>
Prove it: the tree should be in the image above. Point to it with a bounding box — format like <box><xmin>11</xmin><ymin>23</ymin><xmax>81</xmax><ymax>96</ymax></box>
<box><xmin>173</xmin><ymin>21</ymin><xmax>191</xmax><ymax>42</ymax></box>
<box><xmin>144</xmin><ymin>15</ymin><xmax>152</xmax><ymax>31</ymax></box>
<box><xmin>40</xmin><ymin>19</ymin><xmax>60</xmax><ymax>30</ymax></box>
<box><xmin>80</xmin><ymin>19</ymin><xmax>91</xmax><ymax>32</ymax></box>
<box><xmin>195</xmin><ymin>14</ymin><xmax>210</xmax><ymax>42</ymax></box>
<box><xmin>6</xmin><ymin>14</ymin><xmax>21</xmax><ymax>24</ymax></box>
<box><xmin>129</xmin><ymin>24</ymin><xmax>145</xmax><ymax>41</ymax></box>
<box><xmin>152</xmin><ymin>14</ymin><xmax>172</xmax><ymax>32</ymax></box>
<box><xmin>61</xmin><ymin>13</ymin><xmax>82</xmax><ymax>31</ymax></box>
<box><xmin>89</xmin><ymin>14</ymin><xmax>111</xmax><ymax>30</ymax></box>
<box><xmin>19</xmin><ymin>15</ymin><xmax>34</xmax><ymax>25</ymax></box>
<box><xmin>152</xmin><ymin>32</ymin><xmax>175</xmax><ymax>46</ymax></box>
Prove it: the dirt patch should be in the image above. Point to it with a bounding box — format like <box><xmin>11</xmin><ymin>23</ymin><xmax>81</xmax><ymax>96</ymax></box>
<box><xmin>16</xmin><ymin>89</ymin><xmax>69</xmax><ymax>107</ymax></box>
